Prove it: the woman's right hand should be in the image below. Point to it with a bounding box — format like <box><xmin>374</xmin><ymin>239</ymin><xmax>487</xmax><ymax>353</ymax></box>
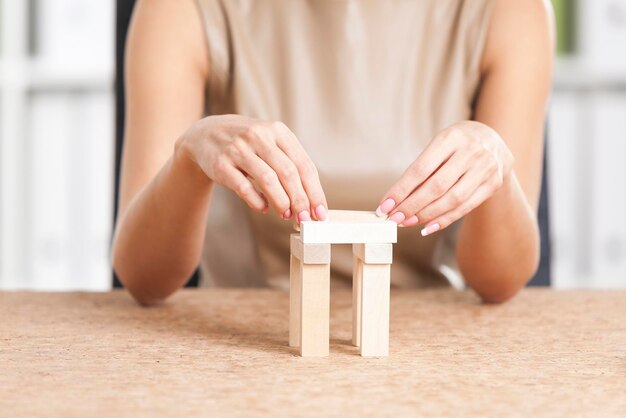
<box><xmin>176</xmin><ymin>114</ymin><xmax>328</xmax><ymax>223</ymax></box>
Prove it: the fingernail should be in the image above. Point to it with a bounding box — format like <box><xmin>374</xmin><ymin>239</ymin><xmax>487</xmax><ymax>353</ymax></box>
<box><xmin>421</xmin><ymin>223</ymin><xmax>440</xmax><ymax>237</ymax></box>
<box><xmin>388</xmin><ymin>212</ymin><xmax>406</xmax><ymax>224</ymax></box>
<box><xmin>282</xmin><ymin>208</ymin><xmax>292</xmax><ymax>220</ymax></box>
<box><xmin>314</xmin><ymin>205</ymin><xmax>328</xmax><ymax>221</ymax></box>
<box><xmin>375</xmin><ymin>198</ymin><xmax>396</xmax><ymax>217</ymax></box>
<box><xmin>400</xmin><ymin>215</ymin><xmax>419</xmax><ymax>227</ymax></box>
<box><xmin>298</xmin><ymin>210</ymin><xmax>311</xmax><ymax>222</ymax></box>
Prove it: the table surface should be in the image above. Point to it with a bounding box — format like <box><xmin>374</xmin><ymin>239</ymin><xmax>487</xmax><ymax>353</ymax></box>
<box><xmin>1</xmin><ymin>288</ymin><xmax>625</xmax><ymax>417</ymax></box>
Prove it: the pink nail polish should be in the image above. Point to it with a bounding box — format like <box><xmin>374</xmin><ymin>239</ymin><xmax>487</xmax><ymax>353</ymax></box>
<box><xmin>298</xmin><ymin>210</ymin><xmax>311</xmax><ymax>222</ymax></box>
<box><xmin>376</xmin><ymin>198</ymin><xmax>396</xmax><ymax>217</ymax></box>
<box><xmin>315</xmin><ymin>205</ymin><xmax>328</xmax><ymax>221</ymax></box>
<box><xmin>282</xmin><ymin>208</ymin><xmax>292</xmax><ymax>220</ymax></box>
<box><xmin>400</xmin><ymin>215</ymin><xmax>419</xmax><ymax>227</ymax></box>
<box><xmin>421</xmin><ymin>223</ymin><xmax>440</xmax><ymax>237</ymax></box>
<box><xmin>388</xmin><ymin>212</ymin><xmax>406</xmax><ymax>224</ymax></box>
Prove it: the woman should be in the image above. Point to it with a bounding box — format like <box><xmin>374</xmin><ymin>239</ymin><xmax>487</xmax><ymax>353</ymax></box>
<box><xmin>112</xmin><ymin>0</ymin><xmax>554</xmax><ymax>305</ymax></box>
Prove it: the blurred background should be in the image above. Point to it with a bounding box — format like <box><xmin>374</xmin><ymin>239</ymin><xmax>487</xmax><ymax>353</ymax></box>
<box><xmin>0</xmin><ymin>0</ymin><xmax>624</xmax><ymax>291</ymax></box>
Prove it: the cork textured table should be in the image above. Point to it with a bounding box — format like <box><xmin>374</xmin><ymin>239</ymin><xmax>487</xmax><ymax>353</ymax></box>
<box><xmin>1</xmin><ymin>289</ymin><xmax>625</xmax><ymax>417</ymax></box>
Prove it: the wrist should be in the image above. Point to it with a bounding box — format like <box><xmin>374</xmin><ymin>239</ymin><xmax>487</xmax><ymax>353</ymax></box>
<box><xmin>499</xmin><ymin>169</ymin><xmax>516</xmax><ymax>195</ymax></box>
<box><xmin>173</xmin><ymin>132</ymin><xmax>212</xmax><ymax>188</ymax></box>
<box><xmin>476</xmin><ymin>121</ymin><xmax>515</xmax><ymax>182</ymax></box>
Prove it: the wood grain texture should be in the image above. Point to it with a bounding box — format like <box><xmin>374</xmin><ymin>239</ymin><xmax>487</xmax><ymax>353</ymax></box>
<box><xmin>1</xmin><ymin>289</ymin><xmax>625</xmax><ymax>417</ymax></box>
<box><xmin>300</xmin><ymin>210</ymin><xmax>397</xmax><ymax>244</ymax></box>
<box><xmin>290</xmin><ymin>233</ymin><xmax>331</xmax><ymax>264</ymax></box>
<box><xmin>359</xmin><ymin>264</ymin><xmax>391</xmax><ymax>357</ymax></box>
<box><xmin>289</xmin><ymin>254</ymin><xmax>301</xmax><ymax>347</ymax></box>
<box><xmin>352</xmin><ymin>255</ymin><xmax>362</xmax><ymax>347</ymax></box>
<box><xmin>353</xmin><ymin>242</ymin><xmax>393</xmax><ymax>264</ymax></box>
<box><xmin>299</xmin><ymin>264</ymin><xmax>330</xmax><ymax>357</ymax></box>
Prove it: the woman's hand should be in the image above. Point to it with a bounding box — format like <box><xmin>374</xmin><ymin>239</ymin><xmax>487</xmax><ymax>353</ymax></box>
<box><xmin>176</xmin><ymin>114</ymin><xmax>328</xmax><ymax>223</ymax></box>
<box><xmin>376</xmin><ymin>121</ymin><xmax>514</xmax><ymax>235</ymax></box>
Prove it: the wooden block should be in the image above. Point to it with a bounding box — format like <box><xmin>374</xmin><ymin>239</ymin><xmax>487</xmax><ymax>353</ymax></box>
<box><xmin>290</xmin><ymin>234</ymin><xmax>331</xmax><ymax>264</ymax></box>
<box><xmin>353</xmin><ymin>243</ymin><xmax>393</xmax><ymax>264</ymax></box>
<box><xmin>300</xmin><ymin>210</ymin><xmax>397</xmax><ymax>244</ymax></box>
<box><xmin>289</xmin><ymin>254</ymin><xmax>301</xmax><ymax>348</ymax></box>
<box><xmin>360</xmin><ymin>264</ymin><xmax>390</xmax><ymax>357</ymax></box>
<box><xmin>299</xmin><ymin>263</ymin><xmax>330</xmax><ymax>357</ymax></box>
<box><xmin>352</xmin><ymin>255</ymin><xmax>362</xmax><ymax>347</ymax></box>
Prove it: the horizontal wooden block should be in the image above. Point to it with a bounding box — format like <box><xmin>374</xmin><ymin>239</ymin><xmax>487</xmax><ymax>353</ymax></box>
<box><xmin>353</xmin><ymin>243</ymin><xmax>393</xmax><ymax>264</ymax></box>
<box><xmin>290</xmin><ymin>234</ymin><xmax>331</xmax><ymax>264</ymax></box>
<box><xmin>300</xmin><ymin>210</ymin><xmax>397</xmax><ymax>244</ymax></box>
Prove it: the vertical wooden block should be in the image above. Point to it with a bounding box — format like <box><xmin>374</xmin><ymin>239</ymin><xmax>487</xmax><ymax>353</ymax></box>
<box><xmin>353</xmin><ymin>243</ymin><xmax>393</xmax><ymax>264</ymax></box>
<box><xmin>300</xmin><ymin>210</ymin><xmax>397</xmax><ymax>244</ymax></box>
<box><xmin>299</xmin><ymin>263</ymin><xmax>330</xmax><ymax>357</ymax></box>
<box><xmin>352</xmin><ymin>253</ymin><xmax>362</xmax><ymax>347</ymax></box>
<box><xmin>290</xmin><ymin>234</ymin><xmax>330</xmax><ymax>264</ymax></box>
<box><xmin>360</xmin><ymin>264</ymin><xmax>390</xmax><ymax>357</ymax></box>
<box><xmin>289</xmin><ymin>254</ymin><xmax>302</xmax><ymax>348</ymax></box>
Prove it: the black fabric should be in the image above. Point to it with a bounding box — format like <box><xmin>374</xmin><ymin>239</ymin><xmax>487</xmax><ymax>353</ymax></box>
<box><xmin>112</xmin><ymin>0</ymin><xmax>550</xmax><ymax>288</ymax></box>
<box><xmin>528</xmin><ymin>141</ymin><xmax>552</xmax><ymax>286</ymax></box>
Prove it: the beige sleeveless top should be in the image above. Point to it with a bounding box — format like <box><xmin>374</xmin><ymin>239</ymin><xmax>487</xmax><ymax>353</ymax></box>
<box><xmin>194</xmin><ymin>0</ymin><xmax>494</xmax><ymax>289</ymax></box>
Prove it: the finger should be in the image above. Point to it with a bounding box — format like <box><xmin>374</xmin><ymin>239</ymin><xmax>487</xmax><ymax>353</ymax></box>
<box><xmin>376</xmin><ymin>136</ymin><xmax>456</xmax><ymax>217</ymax></box>
<box><xmin>217</xmin><ymin>164</ymin><xmax>268</xmax><ymax>212</ymax></box>
<box><xmin>413</xmin><ymin>166</ymin><xmax>485</xmax><ymax>226</ymax></box>
<box><xmin>421</xmin><ymin>181</ymin><xmax>494</xmax><ymax>236</ymax></box>
<box><xmin>388</xmin><ymin>151</ymin><xmax>470</xmax><ymax>223</ymax></box>
<box><xmin>234</xmin><ymin>150</ymin><xmax>293</xmax><ymax>219</ymax></box>
<box><xmin>273</xmin><ymin>123</ymin><xmax>328</xmax><ymax>221</ymax></box>
<box><xmin>252</xmin><ymin>133</ymin><xmax>314</xmax><ymax>221</ymax></box>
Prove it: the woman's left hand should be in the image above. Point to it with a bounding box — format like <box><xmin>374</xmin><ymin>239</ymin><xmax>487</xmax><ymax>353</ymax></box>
<box><xmin>376</xmin><ymin>121</ymin><xmax>515</xmax><ymax>236</ymax></box>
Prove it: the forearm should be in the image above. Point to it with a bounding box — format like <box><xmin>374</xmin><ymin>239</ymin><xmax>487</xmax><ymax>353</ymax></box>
<box><xmin>456</xmin><ymin>171</ymin><xmax>540</xmax><ymax>303</ymax></box>
<box><xmin>112</xmin><ymin>143</ymin><xmax>213</xmax><ymax>304</ymax></box>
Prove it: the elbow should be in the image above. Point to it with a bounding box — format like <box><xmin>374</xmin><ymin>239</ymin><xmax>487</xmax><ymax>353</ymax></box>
<box><xmin>111</xmin><ymin>251</ymin><xmax>171</xmax><ymax>307</ymax></box>
<box><xmin>132</xmin><ymin>295</ymin><xmax>166</xmax><ymax>308</ymax></box>
<box><xmin>478</xmin><ymin>285</ymin><xmax>522</xmax><ymax>304</ymax></box>
<box><xmin>475</xmin><ymin>276</ymin><xmax>526</xmax><ymax>304</ymax></box>
<box><xmin>111</xmin><ymin>243</ymin><xmax>193</xmax><ymax>306</ymax></box>
<box><xmin>115</xmin><ymin>269</ymin><xmax>170</xmax><ymax>307</ymax></box>
<box><xmin>469</xmin><ymin>250</ymin><xmax>541</xmax><ymax>305</ymax></box>
<box><xmin>113</xmin><ymin>265</ymin><xmax>167</xmax><ymax>307</ymax></box>
<box><xmin>126</xmin><ymin>284</ymin><xmax>167</xmax><ymax>307</ymax></box>
<box><xmin>462</xmin><ymin>227</ymin><xmax>542</xmax><ymax>304</ymax></box>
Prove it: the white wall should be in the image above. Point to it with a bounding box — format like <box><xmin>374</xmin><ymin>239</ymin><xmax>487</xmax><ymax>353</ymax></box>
<box><xmin>549</xmin><ymin>0</ymin><xmax>626</xmax><ymax>288</ymax></box>
<box><xmin>549</xmin><ymin>86</ymin><xmax>626</xmax><ymax>288</ymax></box>
<box><xmin>0</xmin><ymin>0</ymin><xmax>114</xmax><ymax>290</ymax></box>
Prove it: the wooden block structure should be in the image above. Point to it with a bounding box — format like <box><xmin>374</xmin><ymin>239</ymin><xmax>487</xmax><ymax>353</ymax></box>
<box><xmin>290</xmin><ymin>210</ymin><xmax>397</xmax><ymax>357</ymax></box>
